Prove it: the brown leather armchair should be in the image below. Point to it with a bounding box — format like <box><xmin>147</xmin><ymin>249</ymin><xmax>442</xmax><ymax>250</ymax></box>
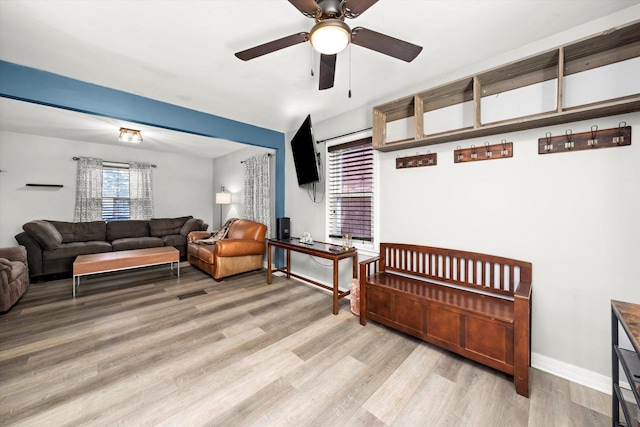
<box><xmin>0</xmin><ymin>246</ymin><xmax>30</xmax><ymax>312</ymax></box>
<box><xmin>187</xmin><ymin>219</ymin><xmax>267</xmax><ymax>281</ymax></box>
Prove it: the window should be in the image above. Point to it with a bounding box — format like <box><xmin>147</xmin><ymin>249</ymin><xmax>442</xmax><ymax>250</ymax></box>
<box><xmin>327</xmin><ymin>138</ymin><xmax>374</xmax><ymax>242</ymax></box>
<box><xmin>102</xmin><ymin>163</ymin><xmax>130</xmax><ymax>221</ymax></box>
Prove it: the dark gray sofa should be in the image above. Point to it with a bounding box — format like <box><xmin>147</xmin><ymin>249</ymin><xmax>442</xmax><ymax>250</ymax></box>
<box><xmin>15</xmin><ymin>216</ymin><xmax>208</xmax><ymax>281</ymax></box>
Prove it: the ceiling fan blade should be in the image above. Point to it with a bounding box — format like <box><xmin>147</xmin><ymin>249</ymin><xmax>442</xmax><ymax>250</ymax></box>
<box><xmin>235</xmin><ymin>33</ymin><xmax>309</xmax><ymax>61</ymax></box>
<box><xmin>351</xmin><ymin>27</ymin><xmax>422</xmax><ymax>62</ymax></box>
<box><xmin>288</xmin><ymin>0</ymin><xmax>319</xmax><ymax>17</ymax></box>
<box><xmin>344</xmin><ymin>0</ymin><xmax>378</xmax><ymax>17</ymax></box>
<box><xmin>319</xmin><ymin>53</ymin><xmax>337</xmax><ymax>90</ymax></box>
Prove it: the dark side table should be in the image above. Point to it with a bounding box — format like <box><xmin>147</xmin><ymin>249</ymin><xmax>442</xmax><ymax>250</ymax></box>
<box><xmin>267</xmin><ymin>238</ymin><xmax>358</xmax><ymax>315</ymax></box>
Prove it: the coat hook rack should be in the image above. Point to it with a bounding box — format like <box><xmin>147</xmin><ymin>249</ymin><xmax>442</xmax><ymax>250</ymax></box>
<box><xmin>396</xmin><ymin>151</ymin><xmax>437</xmax><ymax>169</ymax></box>
<box><xmin>454</xmin><ymin>140</ymin><xmax>513</xmax><ymax>163</ymax></box>
<box><xmin>538</xmin><ymin>122</ymin><xmax>631</xmax><ymax>155</ymax></box>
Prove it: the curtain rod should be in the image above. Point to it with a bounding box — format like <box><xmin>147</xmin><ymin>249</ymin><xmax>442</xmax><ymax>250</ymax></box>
<box><xmin>72</xmin><ymin>157</ymin><xmax>157</xmax><ymax>168</ymax></box>
<box><xmin>316</xmin><ymin>127</ymin><xmax>372</xmax><ymax>144</ymax></box>
<box><xmin>240</xmin><ymin>153</ymin><xmax>273</xmax><ymax>163</ymax></box>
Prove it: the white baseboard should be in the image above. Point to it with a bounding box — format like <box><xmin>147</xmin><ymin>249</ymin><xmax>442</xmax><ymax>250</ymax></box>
<box><xmin>532</xmin><ymin>352</ymin><xmax>616</xmax><ymax>394</ymax></box>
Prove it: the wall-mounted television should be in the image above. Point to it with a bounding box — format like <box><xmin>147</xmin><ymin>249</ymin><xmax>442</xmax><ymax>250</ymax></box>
<box><xmin>290</xmin><ymin>114</ymin><xmax>320</xmax><ymax>186</ymax></box>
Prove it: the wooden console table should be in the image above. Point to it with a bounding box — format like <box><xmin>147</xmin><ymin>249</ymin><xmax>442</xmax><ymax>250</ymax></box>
<box><xmin>267</xmin><ymin>238</ymin><xmax>357</xmax><ymax>315</ymax></box>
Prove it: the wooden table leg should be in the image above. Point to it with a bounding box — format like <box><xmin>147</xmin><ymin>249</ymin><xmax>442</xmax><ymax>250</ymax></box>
<box><xmin>332</xmin><ymin>258</ymin><xmax>339</xmax><ymax>315</ymax></box>
<box><xmin>285</xmin><ymin>249</ymin><xmax>291</xmax><ymax>279</ymax></box>
<box><xmin>352</xmin><ymin>252</ymin><xmax>358</xmax><ymax>278</ymax></box>
<box><xmin>267</xmin><ymin>242</ymin><xmax>272</xmax><ymax>284</ymax></box>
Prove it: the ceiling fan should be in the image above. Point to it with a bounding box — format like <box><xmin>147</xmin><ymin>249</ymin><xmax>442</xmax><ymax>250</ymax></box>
<box><xmin>234</xmin><ymin>0</ymin><xmax>423</xmax><ymax>90</ymax></box>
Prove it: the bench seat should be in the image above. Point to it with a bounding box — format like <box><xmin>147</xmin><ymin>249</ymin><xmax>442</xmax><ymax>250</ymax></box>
<box><xmin>367</xmin><ymin>272</ymin><xmax>514</xmax><ymax>323</ymax></box>
<box><xmin>360</xmin><ymin>243</ymin><xmax>532</xmax><ymax>397</ymax></box>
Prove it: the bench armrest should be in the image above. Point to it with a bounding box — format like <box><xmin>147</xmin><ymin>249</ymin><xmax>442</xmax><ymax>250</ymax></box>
<box><xmin>514</xmin><ymin>280</ymin><xmax>532</xmax><ymax>300</ymax></box>
<box><xmin>513</xmin><ymin>279</ymin><xmax>532</xmax><ymax>397</ymax></box>
<box><xmin>359</xmin><ymin>255</ymin><xmax>382</xmax><ymax>276</ymax></box>
<box><xmin>359</xmin><ymin>255</ymin><xmax>382</xmax><ymax>326</ymax></box>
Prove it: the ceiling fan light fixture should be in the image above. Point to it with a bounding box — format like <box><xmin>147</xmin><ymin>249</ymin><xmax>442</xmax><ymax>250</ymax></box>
<box><xmin>310</xmin><ymin>19</ymin><xmax>351</xmax><ymax>55</ymax></box>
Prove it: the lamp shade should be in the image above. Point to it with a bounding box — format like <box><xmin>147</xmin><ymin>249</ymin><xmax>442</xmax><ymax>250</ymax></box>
<box><xmin>215</xmin><ymin>188</ymin><xmax>231</xmax><ymax>204</ymax></box>
<box><xmin>309</xmin><ymin>19</ymin><xmax>351</xmax><ymax>55</ymax></box>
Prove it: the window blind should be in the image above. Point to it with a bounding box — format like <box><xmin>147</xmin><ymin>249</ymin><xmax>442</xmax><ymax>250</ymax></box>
<box><xmin>102</xmin><ymin>164</ymin><xmax>130</xmax><ymax>221</ymax></box>
<box><xmin>328</xmin><ymin>137</ymin><xmax>373</xmax><ymax>242</ymax></box>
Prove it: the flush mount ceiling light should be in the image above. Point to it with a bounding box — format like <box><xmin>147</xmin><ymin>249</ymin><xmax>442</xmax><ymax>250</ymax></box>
<box><xmin>309</xmin><ymin>19</ymin><xmax>351</xmax><ymax>55</ymax></box>
<box><xmin>118</xmin><ymin>127</ymin><xmax>143</xmax><ymax>144</ymax></box>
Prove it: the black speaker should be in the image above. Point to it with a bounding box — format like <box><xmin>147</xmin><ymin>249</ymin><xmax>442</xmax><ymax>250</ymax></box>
<box><xmin>276</xmin><ymin>217</ymin><xmax>290</xmax><ymax>240</ymax></box>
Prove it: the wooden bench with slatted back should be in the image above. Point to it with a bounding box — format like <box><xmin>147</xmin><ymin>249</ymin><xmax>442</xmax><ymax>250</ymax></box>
<box><xmin>359</xmin><ymin>243</ymin><xmax>532</xmax><ymax>397</ymax></box>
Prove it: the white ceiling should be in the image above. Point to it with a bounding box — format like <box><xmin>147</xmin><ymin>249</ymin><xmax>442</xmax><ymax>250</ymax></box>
<box><xmin>1</xmin><ymin>0</ymin><xmax>639</xmax><ymax>158</ymax></box>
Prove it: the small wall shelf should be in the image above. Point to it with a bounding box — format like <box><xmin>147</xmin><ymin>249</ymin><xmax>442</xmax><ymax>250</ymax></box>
<box><xmin>26</xmin><ymin>184</ymin><xmax>64</xmax><ymax>188</ymax></box>
<box><xmin>373</xmin><ymin>20</ymin><xmax>640</xmax><ymax>152</ymax></box>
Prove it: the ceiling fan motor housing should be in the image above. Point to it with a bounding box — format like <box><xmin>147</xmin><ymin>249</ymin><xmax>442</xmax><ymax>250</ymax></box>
<box><xmin>316</xmin><ymin>0</ymin><xmax>345</xmax><ymax>19</ymax></box>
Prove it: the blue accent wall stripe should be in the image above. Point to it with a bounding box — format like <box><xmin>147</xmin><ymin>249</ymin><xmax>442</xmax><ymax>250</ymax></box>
<box><xmin>0</xmin><ymin>60</ymin><xmax>285</xmax><ymax>220</ymax></box>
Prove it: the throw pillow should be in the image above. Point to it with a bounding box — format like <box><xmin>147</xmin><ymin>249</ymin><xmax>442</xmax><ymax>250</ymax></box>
<box><xmin>49</xmin><ymin>220</ymin><xmax>107</xmax><ymax>243</ymax></box>
<box><xmin>23</xmin><ymin>220</ymin><xmax>63</xmax><ymax>250</ymax></box>
<box><xmin>179</xmin><ymin>218</ymin><xmax>204</xmax><ymax>236</ymax></box>
<box><xmin>106</xmin><ymin>220</ymin><xmax>149</xmax><ymax>241</ymax></box>
<box><xmin>150</xmin><ymin>216</ymin><xmax>192</xmax><ymax>237</ymax></box>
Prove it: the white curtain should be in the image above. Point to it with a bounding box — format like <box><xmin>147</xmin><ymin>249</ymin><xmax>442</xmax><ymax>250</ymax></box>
<box><xmin>74</xmin><ymin>156</ymin><xmax>103</xmax><ymax>222</ymax></box>
<box><xmin>129</xmin><ymin>161</ymin><xmax>154</xmax><ymax>220</ymax></box>
<box><xmin>243</xmin><ymin>153</ymin><xmax>271</xmax><ymax>237</ymax></box>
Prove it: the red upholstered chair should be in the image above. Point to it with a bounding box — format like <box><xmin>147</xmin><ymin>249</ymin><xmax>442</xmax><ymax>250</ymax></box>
<box><xmin>187</xmin><ymin>219</ymin><xmax>267</xmax><ymax>281</ymax></box>
<box><xmin>0</xmin><ymin>246</ymin><xmax>30</xmax><ymax>312</ymax></box>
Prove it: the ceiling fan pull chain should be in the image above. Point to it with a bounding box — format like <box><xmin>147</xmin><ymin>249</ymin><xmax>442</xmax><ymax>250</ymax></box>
<box><xmin>348</xmin><ymin>44</ymin><xmax>352</xmax><ymax>98</ymax></box>
<box><xmin>310</xmin><ymin>44</ymin><xmax>315</xmax><ymax>76</ymax></box>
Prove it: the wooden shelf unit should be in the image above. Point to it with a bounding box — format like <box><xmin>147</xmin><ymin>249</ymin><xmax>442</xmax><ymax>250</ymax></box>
<box><xmin>373</xmin><ymin>20</ymin><xmax>640</xmax><ymax>152</ymax></box>
<box><xmin>611</xmin><ymin>300</ymin><xmax>640</xmax><ymax>427</ymax></box>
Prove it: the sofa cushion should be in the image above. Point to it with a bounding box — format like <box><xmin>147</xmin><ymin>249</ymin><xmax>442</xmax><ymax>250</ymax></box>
<box><xmin>42</xmin><ymin>241</ymin><xmax>113</xmax><ymax>261</ymax></box>
<box><xmin>150</xmin><ymin>216</ymin><xmax>192</xmax><ymax>237</ymax></box>
<box><xmin>107</xmin><ymin>220</ymin><xmax>150</xmax><ymax>241</ymax></box>
<box><xmin>23</xmin><ymin>220</ymin><xmax>63</xmax><ymax>250</ymax></box>
<box><xmin>180</xmin><ymin>218</ymin><xmax>204</xmax><ymax>236</ymax></box>
<box><xmin>188</xmin><ymin>244</ymin><xmax>216</xmax><ymax>264</ymax></box>
<box><xmin>0</xmin><ymin>258</ymin><xmax>11</xmax><ymax>271</ymax></box>
<box><xmin>111</xmin><ymin>237</ymin><xmax>164</xmax><ymax>252</ymax></box>
<box><xmin>49</xmin><ymin>220</ymin><xmax>106</xmax><ymax>243</ymax></box>
<box><xmin>162</xmin><ymin>234</ymin><xmax>186</xmax><ymax>248</ymax></box>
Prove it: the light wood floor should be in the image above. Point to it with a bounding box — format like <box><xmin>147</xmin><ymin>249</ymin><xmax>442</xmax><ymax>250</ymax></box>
<box><xmin>0</xmin><ymin>264</ymin><xmax>611</xmax><ymax>426</ymax></box>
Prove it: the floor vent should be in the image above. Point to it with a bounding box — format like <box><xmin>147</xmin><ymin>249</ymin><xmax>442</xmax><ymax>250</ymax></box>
<box><xmin>177</xmin><ymin>290</ymin><xmax>207</xmax><ymax>300</ymax></box>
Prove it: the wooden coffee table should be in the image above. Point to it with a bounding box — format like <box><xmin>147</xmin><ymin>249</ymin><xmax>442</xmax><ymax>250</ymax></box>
<box><xmin>72</xmin><ymin>247</ymin><xmax>180</xmax><ymax>297</ymax></box>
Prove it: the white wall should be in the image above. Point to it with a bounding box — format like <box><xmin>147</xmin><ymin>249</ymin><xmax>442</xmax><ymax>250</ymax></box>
<box><xmin>0</xmin><ymin>131</ymin><xmax>214</xmax><ymax>247</ymax></box>
<box><xmin>283</xmin><ymin>11</ymin><xmax>640</xmax><ymax>393</ymax></box>
<box><xmin>211</xmin><ymin>145</ymin><xmax>276</xmax><ymax>234</ymax></box>
<box><xmin>381</xmin><ymin>113</ymin><xmax>639</xmax><ymax>387</ymax></box>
